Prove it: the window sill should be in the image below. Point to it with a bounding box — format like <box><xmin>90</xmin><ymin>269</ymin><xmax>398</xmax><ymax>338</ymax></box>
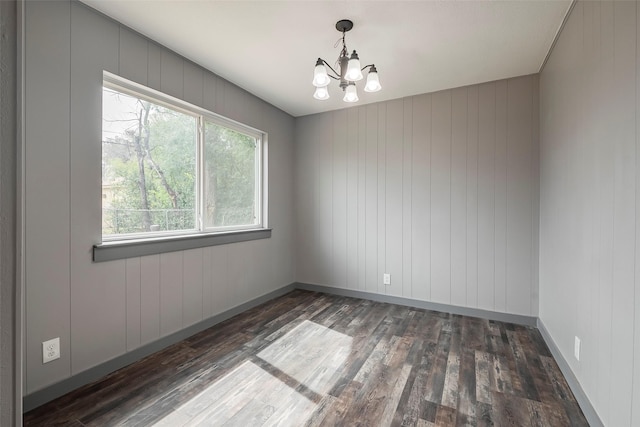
<box><xmin>93</xmin><ymin>228</ymin><xmax>272</xmax><ymax>262</ymax></box>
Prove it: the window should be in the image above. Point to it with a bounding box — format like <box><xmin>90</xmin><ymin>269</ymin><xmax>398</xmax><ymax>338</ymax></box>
<box><xmin>101</xmin><ymin>76</ymin><xmax>265</xmax><ymax>243</ymax></box>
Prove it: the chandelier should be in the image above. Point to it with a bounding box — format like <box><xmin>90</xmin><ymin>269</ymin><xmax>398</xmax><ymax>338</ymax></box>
<box><xmin>312</xmin><ymin>19</ymin><xmax>381</xmax><ymax>103</ymax></box>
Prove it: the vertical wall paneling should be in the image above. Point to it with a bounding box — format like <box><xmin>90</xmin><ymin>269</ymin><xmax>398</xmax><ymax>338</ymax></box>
<box><xmin>477</xmin><ymin>83</ymin><xmax>496</xmax><ymax>311</ymax></box>
<box><xmin>201</xmin><ymin>247</ymin><xmax>213</xmax><ymax>318</ymax></box>
<box><xmin>224</xmin><ymin>84</ymin><xmax>248</xmax><ymax>125</ymax></box>
<box><xmin>125</xmin><ymin>258</ymin><xmax>141</xmax><ymax>351</ymax></box>
<box><xmin>215</xmin><ymin>77</ymin><xmax>226</xmax><ymax>116</ymax></box>
<box><xmin>578</xmin><ymin>0</ymin><xmax>596</xmax><ymax>402</ymax></box>
<box><xmin>332</xmin><ymin>110</ymin><xmax>348</xmax><ymax>288</ymax></box>
<box><xmin>402</xmin><ymin>98</ymin><xmax>413</xmax><ymax>298</ymax></box>
<box><xmin>293</xmin><ymin>117</ymin><xmax>306</xmax><ymax>281</ymax></box>
<box><xmin>385</xmin><ymin>99</ymin><xmax>404</xmax><ymax>296</ymax></box>
<box><xmin>357</xmin><ymin>108</ymin><xmax>367</xmax><ymax>291</ymax></box>
<box><xmin>160</xmin><ymin>50</ymin><xmax>183</xmax><ymax>100</ymax></box>
<box><xmin>466</xmin><ymin>86</ymin><xmax>479</xmax><ymax>308</ymax></box>
<box><xmin>540</xmin><ymin>0</ymin><xmax>640</xmax><ymax>424</ymax></box>
<box><xmin>248</xmin><ymin>241</ymin><xmax>266</xmax><ymax>298</ymax></box>
<box><xmin>70</xmin><ymin>0</ymin><xmax>126</xmax><ymax>375</ymax></box>
<box><xmin>634</xmin><ymin>2</ymin><xmax>640</xmax><ymax>425</ymax></box>
<box><xmin>430</xmin><ymin>90</ymin><xmax>452</xmax><ymax>304</ymax></box>
<box><xmin>146</xmin><ymin>43</ymin><xmax>162</xmax><ymax>92</ymax></box>
<box><xmin>377</xmin><ymin>103</ymin><xmax>387</xmax><ymax>294</ymax></box>
<box><xmin>310</xmin><ymin>115</ymin><xmax>321</xmax><ymax>284</ymax></box>
<box><xmin>183</xmin><ymin>62</ymin><xmax>204</xmax><ymax>107</ymax></box>
<box><xmin>365</xmin><ymin>104</ymin><xmax>378</xmax><ymax>293</ymax></box>
<box><xmin>609</xmin><ymin>2</ymin><xmax>636</xmax><ymax>425</ymax></box>
<box><xmin>139</xmin><ymin>255</ymin><xmax>161</xmax><ymax>345</ymax></box>
<box><xmin>506</xmin><ymin>77</ymin><xmax>533</xmax><ymax>315</ymax></box>
<box><xmin>267</xmin><ymin>108</ymin><xmax>296</xmax><ymax>288</ymax></box>
<box><xmin>451</xmin><ymin>87</ymin><xmax>468</xmax><ymax>307</ymax></box>
<box><xmin>24</xmin><ymin>0</ymin><xmax>72</xmax><ymax>392</ymax></box>
<box><xmin>209</xmin><ymin>245</ymin><xmax>229</xmax><ymax>316</ymax></box>
<box><xmin>182</xmin><ymin>249</ymin><xmax>204</xmax><ymax>328</ymax></box>
<box><xmin>319</xmin><ymin>113</ymin><xmax>333</xmax><ymax>287</ymax></box>
<box><xmin>119</xmin><ymin>27</ymin><xmax>148</xmax><ymax>86</ymax></box>
<box><xmin>294</xmin><ymin>117</ymin><xmax>314</xmax><ymax>283</ymax></box>
<box><xmin>579</xmin><ymin>1</ymin><xmax>596</xmax><ymax>394</ymax></box>
<box><xmin>202</xmin><ymin>73</ymin><xmax>217</xmax><ymax>114</ymax></box>
<box><xmin>493</xmin><ymin>80</ymin><xmax>508</xmax><ymax>313</ymax></box>
<box><xmin>595</xmin><ymin>1</ymin><xmax>614</xmax><ymax>419</ymax></box>
<box><xmin>530</xmin><ymin>75</ymin><xmax>540</xmax><ymax>317</ymax></box>
<box><xmin>225</xmin><ymin>84</ymin><xmax>256</xmax><ymax>126</ymax></box>
<box><xmin>347</xmin><ymin>108</ymin><xmax>359</xmax><ymax>290</ymax></box>
<box><xmin>295</xmin><ymin>75</ymin><xmax>538</xmax><ymax>317</ymax></box>
<box><xmin>227</xmin><ymin>243</ymin><xmax>248</xmax><ymax>307</ymax></box>
<box><xmin>24</xmin><ymin>1</ymin><xmax>295</xmax><ymax>394</ymax></box>
<box><xmin>159</xmin><ymin>252</ymin><xmax>183</xmax><ymax>335</ymax></box>
<box><xmin>412</xmin><ymin>94</ymin><xmax>431</xmax><ymax>301</ymax></box>
<box><xmin>245</xmin><ymin>241</ymin><xmax>261</xmax><ymax>304</ymax></box>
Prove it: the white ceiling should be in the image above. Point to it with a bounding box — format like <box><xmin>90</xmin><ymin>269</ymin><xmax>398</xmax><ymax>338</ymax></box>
<box><xmin>80</xmin><ymin>0</ymin><xmax>571</xmax><ymax>117</ymax></box>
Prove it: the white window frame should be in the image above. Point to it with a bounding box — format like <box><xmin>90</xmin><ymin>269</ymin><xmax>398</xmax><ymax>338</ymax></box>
<box><xmin>100</xmin><ymin>72</ymin><xmax>268</xmax><ymax>248</ymax></box>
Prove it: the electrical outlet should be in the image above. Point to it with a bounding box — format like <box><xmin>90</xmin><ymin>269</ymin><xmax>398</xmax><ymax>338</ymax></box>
<box><xmin>383</xmin><ymin>273</ymin><xmax>391</xmax><ymax>285</ymax></box>
<box><xmin>574</xmin><ymin>336</ymin><xmax>581</xmax><ymax>361</ymax></box>
<box><xmin>42</xmin><ymin>337</ymin><xmax>60</xmax><ymax>364</ymax></box>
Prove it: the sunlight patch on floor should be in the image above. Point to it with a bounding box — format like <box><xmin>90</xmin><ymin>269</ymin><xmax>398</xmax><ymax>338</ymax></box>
<box><xmin>151</xmin><ymin>321</ymin><xmax>352</xmax><ymax>426</ymax></box>
<box><xmin>257</xmin><ymin>320</ymin><xmax>352</xmax><ymax>395</ymax></box>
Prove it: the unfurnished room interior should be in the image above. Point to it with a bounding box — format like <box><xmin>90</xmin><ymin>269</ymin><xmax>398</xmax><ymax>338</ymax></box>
<box><xmin>1</xmin><ymin>0</ymin><xmax>640</xmax><ymax>426</ymax></box>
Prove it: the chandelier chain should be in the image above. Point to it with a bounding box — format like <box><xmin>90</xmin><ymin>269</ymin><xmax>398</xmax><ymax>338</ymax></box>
<box><xmin>334</xmin><ymin>31</ymin><xmax>348</xmax><ymax>69</ymax></box>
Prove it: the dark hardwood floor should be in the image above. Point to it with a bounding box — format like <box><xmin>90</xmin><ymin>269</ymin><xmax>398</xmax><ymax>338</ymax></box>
<box><xmin>24</xmin><ymin>290</ymin><xmax>588</xmax><ymax>426</ymax></box>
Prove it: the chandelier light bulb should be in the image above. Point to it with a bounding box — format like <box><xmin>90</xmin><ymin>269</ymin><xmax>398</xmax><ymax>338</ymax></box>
<box><xmin>313</xmin><ymin>85</ymin><xmax>330</xmax><ymax>100</ymax></box>
<box><xmin>364</xmin><ymin>65</ymin><xmax>382</xmax><ymax>92</ymax></box>
<box><xmin>312</xmin><ymin>59</ymin><xmax>330</xmax><ymax>87</ymax></box>
<box><xmin>343</xmin><ymin>83</ymin><xmax>359</xmax><ymax>103</ymax></box>
<box><xmin>345</xmin><ymin>50</ymin><xmax>364</xmax><ymax>82</ymax></box>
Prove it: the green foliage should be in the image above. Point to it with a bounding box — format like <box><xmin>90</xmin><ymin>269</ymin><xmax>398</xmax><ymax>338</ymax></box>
<box><xmin>102</xmin><ymin>91</ymin><xmax>196</xmax><ymax>235</ymax></box>
<box><xmin>102</xmin><ymin>88</ymin><xmax>258</xmax><ymax>236</ymax></box>
<box><xmin>204</xmin><ymin>122</ymin><xmax>257</xmax><ymax>227</ymax></box>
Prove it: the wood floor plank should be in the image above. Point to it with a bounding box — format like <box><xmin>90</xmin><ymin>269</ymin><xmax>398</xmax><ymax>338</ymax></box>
<box><xmin>435</xmin><ymin>404</ymin><xmax>458</xmax><ymax>426</ymax></box>
<box><xmin>311</xmin><ymin>380</ymin><xmax>361</xmax><ymax>425</ymax></box>
<box><xmin>378</xmin><ymin>363</ymin><xmax>412</xmax><ymax>426</ymax></box>
<box><xmin>423</xmin><ymin>329</ymin><xmax>451</xmax><ymax>403</ymax></box>
<box><xmin>441</xmin><ymin>351</ymin><xmax>461</xmax><ymax>408</ymax></box>
<box><xmin>24</xmin><ymin>290</ymin><xmax>589</xmax><ymax>427</ymax></box>
<box><xmin>455</xmin><ymin>348</ymin><xmax>477</xmax><ymax>425</ymax></box>
<box><xmin>491</xmin><ymin>391</ymin><xmax>534</xmax><ymax>427</ymax></box>
<box><xmin>474</xmin><ymin>351</ymin><xmax>493</xmax><ymax>405</ymax></box>
<box><xmin>507</xmin><ymin>329</ymin><xmax>540</xmax><ymax>401</ymax></box>
<box><xmin>392</xmin><ymin>340</ymin><xmax>434</xmax><ymax>426</ymax></box>
<box><xmin>476</xmin><ymin>401</ymin><xmax>494</xmax><ymax>427</ymax></box>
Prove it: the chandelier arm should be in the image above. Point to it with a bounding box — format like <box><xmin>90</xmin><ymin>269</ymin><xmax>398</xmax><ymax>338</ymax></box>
<box><xmin>361</xmin><ymin>64</ymin><xmax>376</xmax><ymax>71</ymax></box>
<box><xmin>319</xmin><ymin>58</ymin><xmax>341</xmax><ymax>80</ymax></box>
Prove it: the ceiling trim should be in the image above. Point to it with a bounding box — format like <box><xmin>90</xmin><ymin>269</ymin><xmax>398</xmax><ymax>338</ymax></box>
<box><xmin>539</xmin><ymin>0</ymin><xmax>577</xmax><ymax>73</ymax></box>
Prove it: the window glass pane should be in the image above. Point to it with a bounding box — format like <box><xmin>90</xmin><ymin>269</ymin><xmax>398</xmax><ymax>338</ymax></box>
<box><xmin>204</xmin><ymin>121</ymin><xmax>258</xmax><ymax>228</ymax></box>
<box><xmin>102</xmin><ymin>87</ymin><xmax>197</xmax><ymax>237</ymax></box>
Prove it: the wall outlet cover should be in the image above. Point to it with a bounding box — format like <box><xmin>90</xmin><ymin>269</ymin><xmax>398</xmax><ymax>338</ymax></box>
<box><xmin>43</xmin><ymin>337</ymin><xmax>60</xmax><ymax>364</ymax></box>
<box><xmin>383</xmin><ymin>273</ymin><xmax>391</xmax><ymax>285</ymax></box>
<box><xmin>574</xmin><ymin>336</ymin><xmax>581</xmax><ymax>361</ymax></box>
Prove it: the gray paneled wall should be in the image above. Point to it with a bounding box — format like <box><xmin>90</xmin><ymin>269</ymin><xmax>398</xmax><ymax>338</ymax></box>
<box><xmin>295</xmin><ymin>75</ymin><xmax>540</xmax><ymax>317</ymax></box>
<box><xmin>24</xmin><ymin>1</ymin><xmax>294</xmax><ymax>394</ymax></box>
<box><xmin>539</xmin><ymin>1</ymin><xmax>640</xmax><ymax>426</ymax></box>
